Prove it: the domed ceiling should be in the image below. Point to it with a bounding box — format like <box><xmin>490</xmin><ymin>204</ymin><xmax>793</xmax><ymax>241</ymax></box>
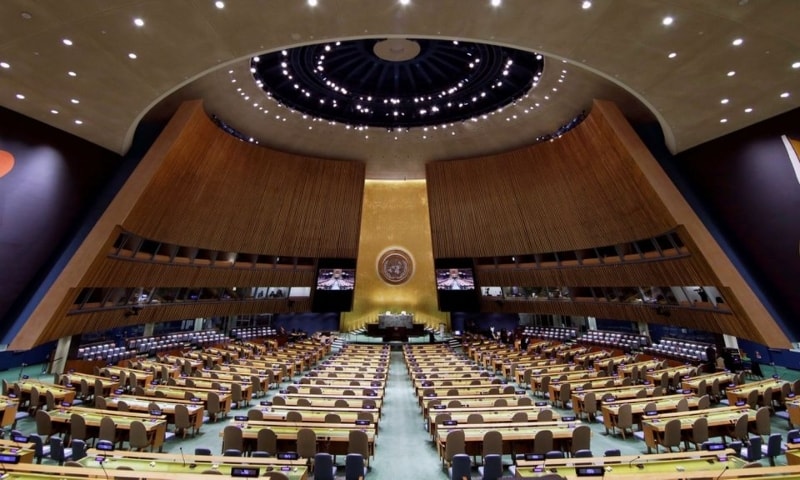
<box><xmin>0</xmin><ymin>1</ymin><xmax>797</xmax><ymax>179</ymax></box>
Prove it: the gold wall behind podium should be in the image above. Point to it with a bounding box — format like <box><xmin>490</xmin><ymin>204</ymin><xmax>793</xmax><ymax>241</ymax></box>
<box><xmin>341</xmin><ymin>180</ymin><xmax>448</xmax><ymax>332</ymax></box>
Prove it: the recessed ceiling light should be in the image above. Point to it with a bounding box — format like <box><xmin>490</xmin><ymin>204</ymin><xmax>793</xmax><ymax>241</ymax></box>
<box><xmin>780</xmin><ymin>92</ymin><xmax>790</xmax><ymax>98</ymax></box>
<box><xmin>15</xmin><ymin>93</ymin><xmax>25</xmax><ymax>100</ymax></box>
<box><xmin>74</xmin><ymin>119</ymin><xmax>83</xmax><ymax>125</ymax></box>
<box><xmin>726</xmin><ymin>70</ymin><xmax>736</xmax><ymax>77</ymax></box>
<box><xmin>720</xmin><ymin>98</ymin><xmax>729</xmax><ymax>104</ymax></box>
<box><xmin>491</xmin><ymin>0</ymin><xmax>502</xmax><ymax>6</ymax></box>
<box><xmin>581</xmin><ymin>1</ymin><xmax>592</xmax><ymax>9</ymax></box>
<box><xmin>399</xmin><ymin>0</ymin><xmax>410</xmax><ymax>5</ymax></box>
<box><xmin>70</xmin><ymin>98</ymin><xmax>80</xmax><ymax>104</ymax></box>
<box><xmin>668</xmin><ymin>52</ymin><xmax>677</xmax><ymax>59</ymax></box>
<box><xmin>732</xmin><ymin>38</ymin><xmax>744</xmax><ymax>46</ymax></box>
<box><xmin>67</xmin><ymin>71</ymin><xmax>77</xmax><ymax>77</ymax></box>
<box><xmin>133</xmin><ymin>18</ymin><xmax>144</xmax><ymax>27</ymax></box>
<box><xmin>62</xmin><ymin>38</ymin><xmax>73</xmax><ymax>46</ymax></box>
<box><xmin>792</xmin><ymin>61</ymin><xmax>800</xmax><ymax>69</ymax></box>
<box><xmin>662</xmin><ymin>16</ymin><xmax>674</xmax><ymax>26</ymax></box>
<box><xmin>720</xmin><ymin>118</ymin><xmax>728</xmax><ymax>123</ymax></box>
<box><xmin>0</xmin><ymin>62</ymin><xmax>9</xmax><ymax>69</ymax></box>
<box><xmin>744</xmin><ymin>107</ymin><xmax>753</xmax><ymax>113</ymax></box>
<box><xmin>307</xmin><ymin>0</ymin><xmax>318</xmax><ymax>5</ymax></box>
<box><xmin>214</xmin><ymin>1</ymin><xmax>225</xmax><ymax>9</ymax></box>
<box><xmin>50</xmin><ymin>109</ymin><xmax>59</xmax><ymax>114</ymax></box>
<box><xmin>128</xmin><ymin>52</ymin><xmax>137</xmax><ymax>59</ymax></box>
<box><xmin>20</xmin><ymin>11</ymin><xmax>32</xmax><ymax>20</ymax></box>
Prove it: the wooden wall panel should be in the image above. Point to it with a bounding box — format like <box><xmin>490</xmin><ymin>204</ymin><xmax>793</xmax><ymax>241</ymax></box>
<box><xmin>10</xmin><ymin>100</ymin><xmax>362</xmax><ymax>350</ymax></box>
<box><xmin>43</xmin><ymin>298</ymin><xmax>313</xmax><ymax>340</ymax></box>
<box><xmin>427</xmin><ymin>102</ymin><xmax>674</xmax><ymax>258</ymax></box>
<box><xmin>123</xmin><ymin>101</ymin><xmax>364</xmax><ymax>258</ymax></box>
<box><xmin>84</xmin><ymin>258</ymin><xmax>315</xmax><ymax>288</ymax></box>
<box><xmin>476</xmin><ymin>257</ymin><xmax>709</xmax><ymax>287</ymax></box>
<box><xmin>428</xmin><ymin>101</ymin><xmax>790</xmax><ymax>347</ymax></box>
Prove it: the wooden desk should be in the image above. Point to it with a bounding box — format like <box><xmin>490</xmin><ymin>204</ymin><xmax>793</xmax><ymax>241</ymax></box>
<box><xmin>287</xmin><ymin>384</ymin><xmax>383</xmax><ymax>397</ymax></box>
<box><xmin>0</xmin><ymin>396</ymin><xmax>20</xmax><ymax>429</ymax></box>
<box><xmin>46</xmin><ymin>406</ymin><xmax>168</xmax><ymax>451</ymax></box>
<box><xmin>436</xmin><ymin>422</ymin><xmax>578</xmax><ymax>459</ymax></box>
<box><xmin>255</xmin><ymin>404</ymin><xmax>380</xmax><ymax>421</ymax></box>
<box><xmin>548</xmin><ymin>376</ymin><xmax>625</xmax><ymax>403</ymax></box>
<box><xmin>103</xmin><ymin>366</ymin><xmax>155</xmax><ymax>386</ymax></box>
<box><xmin>513</xmin><ymin>449</ymin><xmax>744</xmax><ymax>479</ymax></box>
<box><xmin>600</xmin><ymin>393</ymin><xmax>700</xmax><ymax>434</ymax></box>
<box><xmin>420</xmin><ymin>394</ymin><xmax>529</xmax><ymax>415</ymax></box>
<box><xmin>428</xmin><ymin>412</ymin><xmax>564</xmax><ymax>439</ymax></box>
<box><xmin>142</xmin><ymin>386</ymin><xmax>232</xmax><ymax>417</ymax></box>
<box><xmin>80</xmin><ymin>449</ymin><xmax>308</xmax><ymax>479</ymax></box>
<box><xmin>571</xmin><ymin>385</ymin><xmax>656</xmax><ymax>417</ymax></box>
<box><xmin>62</xmin><ymin>372</ymin><xmax>119</xmax><ymax>397</ymax></box>
<box><xmin>195</xmin><ymin>370</ymin><xmax>271</xmax><ymax>392</ymax></box>
<box><xmin>681</xmin><ymin>372</ymin><xmax>736</xmax><ymax>395</ymax></box>
<box><xmin>230</xmin><ymin>422</ymin><xmax>376</xmax><ymax>458</ymax></box>
<box><xmin>102</xmin><ymin>394</ymin><xmax>205</xmax><ymax>434</ymax></box>
<box><xmin>725</xmin><ymin>378</ymin><xmax>789</xmax><ymax>406</ymax></box>
<box><xmin>170</xmin><ymin>377</ymin><xmax>252</xmax><ymax>405</ymax></box>
<box><xmin>641</xmin><ymin>406</ymin><xmax>756</xmax><ymax>453</ymax></box>
<box><xmin>14</xmin><ymin>379</ymin><xmax>76</xmax><ymax>405</ymax></box>
<box><xmin>645</xmin><ymin>365</ymin><xmax>697</xmax><ymax>385</ymax></box>
<box><xmin>0</xmin><ymin>439</ymin><xmax>36</xmax><ymax>464</ymax></box>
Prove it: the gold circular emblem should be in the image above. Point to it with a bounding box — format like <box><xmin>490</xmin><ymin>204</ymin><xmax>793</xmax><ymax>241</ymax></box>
<box><xmin>378</xmin><ymin>249</ymin><xmax>413</xmax><ymax>285</ymax></box>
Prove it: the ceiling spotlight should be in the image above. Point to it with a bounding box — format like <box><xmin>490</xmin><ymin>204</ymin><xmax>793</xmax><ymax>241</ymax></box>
<box><xmin>50</xmin><ymin>109</ymin><xmax>59</xmax><ymax>114</ymax></box>
<box><xmin>662</xmin><ymin>16</ymin><xmax>674</xmax><ymax>26</ymax></box>
<box><xmin>133</xmin><ymin>18</ymin><xmax>144</xmax><ymax>27</ymax></box>
<box><xmin>62</xmin><ymin>38</ymin><xmax>73</xmax><ymax>46</ymax></box>
<box><xmin>732</xmin><ymin>38</ymin><xmax>743</xmax><ymax>46</ymax></box>
<box><xmin>581</xmin><ymin>1</ymin><xmax>592</xmax><ymax>9</ymax></box>
<box><xmin>720</xmin><ymin>118</ymin><xmax>727</xmax><ymax>123</ymax></box>
<box><xmin>214</xmin><ymin>1</ymin><xmax>225</xmax><ymax>9</ymax></box>
<box><xmin>792</xmin><ymin>61</ymin><xmax>800</xmax><ymax>69</ymax></box>
<box><xmin>128</xmin><ymin>52</ymin><xmax>137</xmax><ymax>59</ymax></box>
<box><xmin>67</xmin><ymin>71</ymin><xmax>77</xmax><ymax>77</ymax></box>
<box><xmin>491</xmin><ymin>0</ymin><xmax>502</xmax><ymax>6</ymax></box>
<box><xmin>744</xmin><ymin>107</ymin><xmax>753</xmax><ymax>113</ymax></box>
<box><xmin>74</xmin><ymin>119</ymin><xmax>83</xmax><ymax>125</ymax></box>
<box><xmin>720</xmin><ymin>98</ymin><xmax>729</xmax><ymax>104</ymax></box>
<box><xmin>70</xmin><ymin>98</ymin><xmax>80</xmax><ymax>104</ymax></box>
<box><xmin>307</xmin><ymin>0</ymin><xmax>318</xmax><ymax>5</ymax></box>
<box><xmin>780</xmin><ymin>92</ymin><xmax>790</xmax><ymax>98</ymax></box>
<box><xmin>726</xmin><ymin>70</ymin><xmax>736</xmax><ymax>77</ymax></box>
<box><xmin>15</xmin><ymin>93</ymin><xmax>25</xmax><ymax>100</ymax></box>
<box><xmin>0</xmin><ymin>62</ymin><xmax>10</xmax><ymax>69</ymax></box>
<box><xmin>667</xmin><ymin>52</ymin><xmax>677</xmax><ymax>59</ymax></box>
<box><xmin>399</xmin><ymin>0</ymin><xmax>410</xmax><ymax>4</ymax></box>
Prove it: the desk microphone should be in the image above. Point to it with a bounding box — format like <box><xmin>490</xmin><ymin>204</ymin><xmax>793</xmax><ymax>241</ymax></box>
<box><xmin>98</xmin><ymin>457</ymin><xmax>110</xmax><ymax>480</ymax></box>
<box><xmin>715</xmin><ymin>464</ymin><xmax>729</xmax><ymax>480</ymax></box>
<box><xmin>180</xmin><ymin>446</ymin><xmax>186</xmax><ymax>467</ymax></box>
<box><xmin>628</xmin><ymin>455</ymin><xmax>641</xmax><ymax>468</ymax></box>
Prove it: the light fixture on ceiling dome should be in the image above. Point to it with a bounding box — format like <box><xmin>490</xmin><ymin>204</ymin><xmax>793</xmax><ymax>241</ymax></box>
<box><xmin>248</xmin><ymin>38</ymin><xmax>545</xmax><ymax>130</ymax></box>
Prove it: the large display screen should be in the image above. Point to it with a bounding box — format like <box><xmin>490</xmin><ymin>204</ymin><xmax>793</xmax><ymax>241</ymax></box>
<box><xmin>435</xmin><ymin>268</ymin><xmax>475</xmax><ymax>290</ymax></box>
<box><xmin>312</xmin><ymin>258</ymin><xmax>356</xmax><ymax>312</ymax></box>
<box><xmin>434</xmin><ymin>259</ymin><xmax>479</xmax><ymax>312</ymax></box>
<box><xmin>316</xmin><ymin>268</ymin><xmax>356</xmax><ymax>290</ymax></box>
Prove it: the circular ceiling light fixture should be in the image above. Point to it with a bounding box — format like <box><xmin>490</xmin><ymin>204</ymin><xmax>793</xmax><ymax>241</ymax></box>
<box><xmin>250</xmin><ymin>38</ymin><xmax>545</xmax><ymax>130</ymax></box>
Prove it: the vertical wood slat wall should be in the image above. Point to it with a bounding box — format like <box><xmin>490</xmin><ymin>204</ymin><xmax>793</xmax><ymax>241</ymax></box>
<box><xmin>123</xmin><ymin>102</ymin><xmax>364</xmax><ymax>258</ymax></box>
<box><xmin>426</xmin><ymin>101</ymin><xmax>674</xmax><ymax>258</ymax></box>
<box><xmin>12</xmin><ymin>100</ymin><xmax>365</xmax><ymax>349</ymax></box>
<box><xmin>427</xmin><ymin>100</ymin><xmax>790</xmax><ymax>348</ymax></box>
